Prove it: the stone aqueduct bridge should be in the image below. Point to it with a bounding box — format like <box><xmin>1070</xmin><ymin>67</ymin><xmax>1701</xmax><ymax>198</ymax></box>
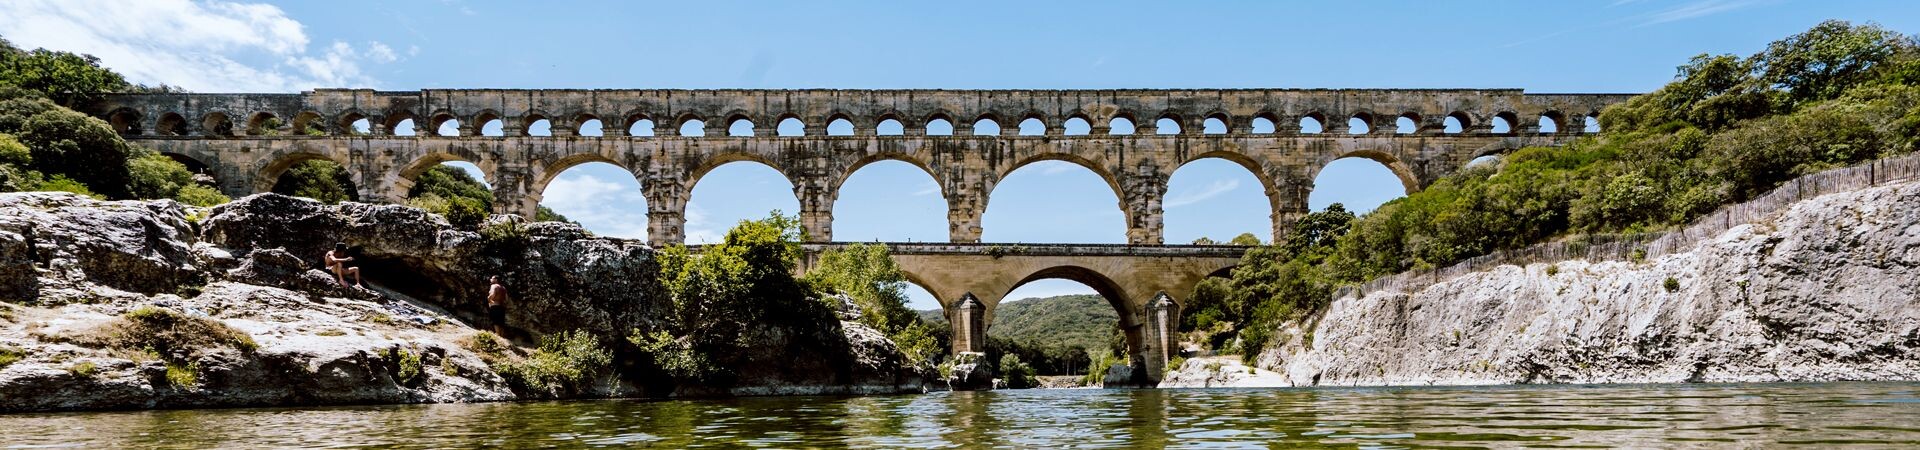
<box><xmin>84</xmin><ymin>88</ymin><xmax>1631</xmax><ymax>383</ymax></box>
<box><xmin>789</xmin><ymin>242</ymin><xmax>1245</xmax><ymax>382</ymax></box>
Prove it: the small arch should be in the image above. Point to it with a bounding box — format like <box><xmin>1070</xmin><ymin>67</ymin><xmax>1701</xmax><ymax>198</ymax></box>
<box><xmin>678</xmin><ymin>115</ymin><xmax>707</xmax><ymax>137</ymax></box>
<box><xmin>926</xmin><ymin>116</ymin><xmax>955</xmax><ymax>136</ymax></box>
<box><xmin>106</xmin><ymin>108</ymin><xmax>142</xmax><ymax>135</ymax></box>
<box><xmin>156</xmin><ymin>112</ymin><xmax>188</xmax><ymax>136</ymax></box>
<box><xmin>1490</xmin><ymin>112</ymin><xmax>1518</xmax><ymax>135</ymax></box>
<box><xmin>1467</xmin><ymin>154</ymin><xmax>1501</xmax><ymax>167</ymax></box>
<box><xmin>1443</xmin><ymin>112</ymin><xmax>1471</xmax><ymax>134</ymax></box>
<box><xmin>1347</xmin><ymin>112</ymin><xmax>1375</xmax><ymax>135</ymax></box>
<box><xmin>477</xmin><ymin>114</ymin><xmax>504</xmax><ymax>136</ymax></box>
<box><xmin>576</xmin><ymin>114</ymin><xmax>604</xmax><ymax>137</ymax></box>
<box><xmin>629</xmin><ymin>117</ymin><xmax>656</xmax><ymax>137</ymax></box>
<box><xmin>430</xmin><ymin>112</ymin><xmax>461</xmax><ymax>137</ymax></box>
<box><xmin>827</xmin><ymin>116</ymin><xmax>856</xmax><ymax>136</ymax></box>
<box><xmin>727</xmin><ymin>115</ymin><xmax>756</xmax><ymax>137</ymax></box>
<box><xmin>875</xmin><ymin>118</ymin><xmax>904</xmax><ymax>136</ymax></box>
<box><xmin>1017</xmin><ymin>116</ymin><xmax>1046</xmax><ymax>136</ymax></box>
<box><xmin>624</xmin><ymin>112</ymin><xmax>657</xmax><ymax>136</ymax></box>
<box><xmin>392</xmin><ymin>118</ymin><xmax>418</xmax><ymax>136</ymax></box>
<box><xmin>1537</xmin><ymin>111</ymin><xmax>1565</xmax><ymax>134</ymax></box>
<box><xmin>1108</xmin><ymin>116</ymin><xmax>1137</xmax><ymax>135</ymax></box>
<box><xmin>246</xmin><ymin>112</ymin><xmax>280</xmax><ymax>136</ymax></box>
<box><xmin>383</xmin><ymin>110</ymin><xmax>419</xmax><ymax>136</ymax></box>
<box><xmin>777</xmin><ymin>116</ymin><xmax>807</xmax><ymax>136</ymax></box>
<box><xmin>290</xmin><ymin>111</ymin><xmax>325</xmax><ymax>136</ymax></box>
<box><xmin>526</xmin><ymin>116</ymin><xmax>553</xmax><ymax>137</ymax></box>
<box><xmin>335</xmin><ymin>111</ymin><xmax>369</xmax><ymax>135</ymax></box>
<box><xmin>1202</xmin><ymin>115</ymin><xmax>1228</xmax><ymax>135</ymax></box>
<box><xmin>1250</xmin><ymin>113</ymin><xmax>1278</xmax><ymax>134</ymax></box>
<box><xmin>971</xmin><ymin>116</ymin><xmax>1001</xmax><ymax>136</ymax></box>
<box><xmin>1583</xmin><ymin>114</ymin><xmax>1601</xmax><ymax>133</ymax></box>
<box><xmin>1155</xmin><ymin>114</ymin><xmax>1182</xmax><ymax>135</ymax></box>
<box><xmin>1063</xmin><ymin>116</ymin><xmax>1091</xmax><ymax>135</ymax></box>
<box><xmin>1394</xmin><ymin>113</ymin><xmax>1420</xmax><ymax>135</ymax></box>
<box><xmin>1298</xmin><ymin>113</ymin><xmax>1326</xmax><ymax>134</ymax></box>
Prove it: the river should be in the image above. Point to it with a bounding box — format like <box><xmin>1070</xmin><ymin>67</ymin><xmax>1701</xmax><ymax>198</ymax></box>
<box><xmin>4</xmin><ymin>382</ymin><xmax>1917</xmax><ymax>448</ymax></box>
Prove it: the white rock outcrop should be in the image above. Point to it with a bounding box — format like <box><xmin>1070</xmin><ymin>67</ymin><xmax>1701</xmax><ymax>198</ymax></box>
<box><xmin>1259</xmin><ymin>179</ymin><xmax>1920</xmax><ymax>386</ymax></box>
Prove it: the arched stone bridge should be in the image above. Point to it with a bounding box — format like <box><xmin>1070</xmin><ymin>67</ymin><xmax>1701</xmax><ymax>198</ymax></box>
<box><xmin>83</xmin><ymin>88</ymin><xmax>1632</xmax><ymax>246</ymax></box>
<box><xmin>795</xmin><ymin>242</ymin><xmax>1244</xmax><ymax>384</ymax></box>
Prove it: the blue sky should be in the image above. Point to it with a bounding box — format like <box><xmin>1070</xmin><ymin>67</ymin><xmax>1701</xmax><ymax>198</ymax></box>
<box><xmin>4</xmin><ymin>0</ymin><xmax>1914</xmax><ymax>309</ymax></box>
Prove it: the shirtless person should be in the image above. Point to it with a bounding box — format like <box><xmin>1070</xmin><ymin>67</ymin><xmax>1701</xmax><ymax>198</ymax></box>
<box><xmin>487</xmin><ymin>276</ymin><xmax>509</xmax><ymax>336</ymax></box>
<box><xmin>325</xmin><ymin>243</ymin><xmax>363</xmax><ymax>288</ymax></box>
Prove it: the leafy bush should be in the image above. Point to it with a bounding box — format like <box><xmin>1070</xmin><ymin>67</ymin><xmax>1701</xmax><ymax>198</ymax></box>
<box><xmin>0</xmin><ymin>346</ymin><xmax>23</xmax><ymax>368</ymax></box>
<box><xmin>803</xmin><ymin>243</ymin><xmax>943</xmax><ymax>366</ymax></box>
<box><xmin>390</xmin><ymin>347</ymin><xmax>423</xmax><ymax>384</ymax></box>
<box><xmin>997</xmin><ymin>353</ymin><xmax>1037</xmax><ymax>388</ymax></box>
<box><xmin>650</xmin><ymin>212</ymin><xmax>844</xmax><ymax>384</ymax></box>
<box><xmin>126</xmin><ymin>153</ymin><xmax>195</xmax><ymax>200</ymax></box>
<box><xmin>496</xmin><ymin>330</ymin><xmax>612</xmax><ymax>392</ymax></box>
<box><xmin>34</xmin><ymin>174</ymin><xmax>99</xmax><ymax>199</ymax></box>
<box><xmin>408</xmin><ymin>165</ymin><xmax>493</xmax><ymax>206</ymax></box>
<box><xmin>445</xmin><ymin>196</ymin><xmax>488</xmax><ymax>230</ymax></box>
<box><xmin>1664</xmin><ymin>277</ymin><xmax>1681</xmax><ymax>293</ymax></box>
<box><xmin>629</xmin><ymin>330</ymin><xmax>717</xmax><ymax>381</ymax></box>
<box><xmin>173</xmin><ymin>183</ymin><xmax>229</xmax><ymax>207</ymax></box>
<box><xmin>406</xmin><ymin>192</ymin><xmax>452</xmax><ymax>215</ymax></box>
<box><xmin>165</xmin><ymin>361</ymin><xmax>197</xmax><ymax>388</ymax></box>
<box><xmin>67</xmin><ymin>361</ymin><xmax>97</xmax><ymax>378</ymax></box>
<box><xmin>270</xmin><ymin>159</ymin><xmax>357</xmax><ymax>204</ymax></box>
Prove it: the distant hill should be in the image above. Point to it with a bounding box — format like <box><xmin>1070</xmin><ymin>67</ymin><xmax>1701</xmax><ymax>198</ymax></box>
<box><xmin>920</xmin><ymin>294</ymin><xmax>1119</xmax><ymax>354</ymax></box>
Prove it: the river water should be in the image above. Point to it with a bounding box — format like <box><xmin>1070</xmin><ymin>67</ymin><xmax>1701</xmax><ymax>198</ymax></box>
<box><xmin>4</xmin><ymin>382</ymin><xmax>1918</xmax><ymax>448</ymax></box>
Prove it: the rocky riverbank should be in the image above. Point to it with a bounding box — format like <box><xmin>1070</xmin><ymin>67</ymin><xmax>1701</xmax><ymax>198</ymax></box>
<box><xmin>0</xmin><ymin>193</ymin><xmax>924</xmax><ymax>412</ymax></box>
<box><xmin>1255</xmin><ymin>179</ymin><xmax>1920</xmax><ymax>386</ymax></box>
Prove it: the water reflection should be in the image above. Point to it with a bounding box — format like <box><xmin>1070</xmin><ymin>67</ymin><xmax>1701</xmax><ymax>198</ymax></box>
<box><xmin>2</xmin><ymin>383</ymin><xmax>1917</xmax><ymax>448</ymax></box>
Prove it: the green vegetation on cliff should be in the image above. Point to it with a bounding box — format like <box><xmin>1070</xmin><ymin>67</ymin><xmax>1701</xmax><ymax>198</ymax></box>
<box><xmin>1210</xmin><ymin>20</ymin><xmax>1920</xmax><ymax>360</ymax></box>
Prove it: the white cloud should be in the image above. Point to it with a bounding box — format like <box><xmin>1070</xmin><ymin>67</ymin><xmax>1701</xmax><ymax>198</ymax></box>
<box><xmin>1164</xmin><ymin>179</ymin><xmax>1240</xmax><ymax>208</ymax></box>
<box><xmin>0</xmin><ymin>0</ymin><xmax>395</xmax><ymax>92</ymax></box>
<box><xmin>1642</xmin><ymin>0</ymin><xmax>1766</xmax><ymax>26</ymax></box>
<box><xmin>683</xmin><ymin>204</ymin><xmax>724</xmax><ymax>244</ymax></box>
<box><xmin>544</xmin><ymin>173</ymin><xmax>649</xmax><ymax>240</ymax></box>
<box><xmin>910</xmin><ymin>183</ymin><xmax>941</xmax><ymax>197</ymax></box>
<box><xmin>1035</xmin><ymin>161</ymin><xmax>1079</xmax><ymax>175</ymax></box>
<box><xmin>366</xmin><ymin>41</ymin><xmax>398</xmax><ymax>63</ymax></box>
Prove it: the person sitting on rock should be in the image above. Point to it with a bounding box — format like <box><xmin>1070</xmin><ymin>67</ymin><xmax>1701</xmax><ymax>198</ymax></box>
<box><xmin>325</xmin><ymin>242</ymin><xmax>363</xmax><ymax>289</ymax></box>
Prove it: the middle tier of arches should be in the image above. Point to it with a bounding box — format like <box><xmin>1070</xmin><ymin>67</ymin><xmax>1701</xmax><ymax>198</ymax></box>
<box><xmin>147</xmin><ymin>132</ymin><xmax>1564</xmax><ymax>247</ymax></box>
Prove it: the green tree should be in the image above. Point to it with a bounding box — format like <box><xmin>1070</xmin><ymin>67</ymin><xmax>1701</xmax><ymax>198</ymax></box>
<box><xmin>0</xmin><ymin>87</ymin><xmax>137</xmax><ymax>198</ymax></box>
<box><xmin>1754</xmin><ymin>20</ymin><xmax>1913</xmax><ymax>105</ymax></box>
<box><xmin>0</xmin><ymin>39</ymin><xmax>131</xmax><ymax>105</ymax></box>
<box><xmin>650</xmin><ymin>212</ymin><xmax>839</xmax><ymax>384</ymax></box>
<box><xmin>270</xmin><ymin>160</ymin><xmax>358</xmax><ymax>204</ymax></box>
<box><xmin>803</xmin><ymin>242</ymin><xmax>943</xmax><ymax>366</ymax></box>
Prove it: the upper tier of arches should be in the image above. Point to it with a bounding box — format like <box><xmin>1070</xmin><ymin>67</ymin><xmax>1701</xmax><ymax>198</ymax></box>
<box><xmin>87</xmin><ymin>89</ymin><xmax>1630</xmax><ymax>139</ymax></box>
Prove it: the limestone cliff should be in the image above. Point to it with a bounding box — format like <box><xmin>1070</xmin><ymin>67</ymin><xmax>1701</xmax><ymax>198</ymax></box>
<box><xmin>1257</xmin><ymin>179</ymin><xmax>1920</xmax><ymax>386</ymax></box>
<box><xmin>0</xmin><ymin>193</ymin><xmax>924</xmax><ymax>412</ymax></box>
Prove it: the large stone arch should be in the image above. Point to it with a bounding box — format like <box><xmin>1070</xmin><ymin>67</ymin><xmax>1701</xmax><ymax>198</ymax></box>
<box><xmin>385</xmin><ymin>146</ymin><xmax>499</xmax><ymax>204</ymax></box>
<box><xmin>982</xmin><ymin>152</ymin><xmax>1130</xmax><ymax>236</ymax></box>
<box><xmin>1169</xmin><ymin>150</ymin><xmax>1281</xmax><ymax>241</ymax></box>
<box><xmin>1315</xmin><ymin>149</ymin><xmax>1423</xmax><ymax>196</ymax></box>
<box><xmin>250</xmin><ymin>146</ymin><xmax>361</xmax><ymax>197</ymax></box>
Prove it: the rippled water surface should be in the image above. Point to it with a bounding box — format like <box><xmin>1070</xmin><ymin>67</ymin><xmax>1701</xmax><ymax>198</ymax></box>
<box><xmin>5</xmin><ymin>383</ymin><xmax>1920</xmax><ymax>448</ymax></box>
